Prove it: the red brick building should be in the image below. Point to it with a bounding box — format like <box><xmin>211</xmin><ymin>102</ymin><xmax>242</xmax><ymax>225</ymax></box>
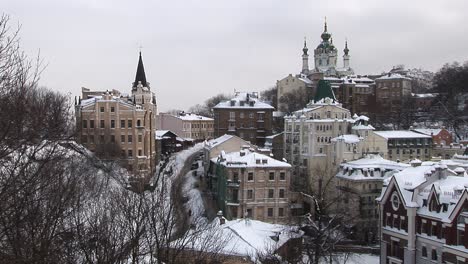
<box><xmin>377</xmin><ymin>160</ymin><xmax>468</xmax><ymax>264</ymax></box>
<box><xmin>413</xmin><ymin>128</ymin><xmax>453</xmax><ymax>146</ymax></box>
<box><xmin>213</xmin><ymin>92</ymin><xmax>274</xmax><ymax>147</ymax></box>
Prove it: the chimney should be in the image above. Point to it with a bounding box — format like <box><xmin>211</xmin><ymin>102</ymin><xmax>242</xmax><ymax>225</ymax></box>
<box><xmin>217</xmin><ymin>210</ymin><xmax>225</xmax><ymax>225</ymax></box>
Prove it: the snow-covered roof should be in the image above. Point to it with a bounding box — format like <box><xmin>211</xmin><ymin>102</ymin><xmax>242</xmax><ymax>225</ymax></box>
<box><xmin>412</xmin><ymin>93</ymin><xmax>438</xmax><ymax>98</ymax></box>
<box><xmin>412</xmin><ymin>128</ymin><xmax>443</xmax><ymax>136</ymax></box>
<box><xmin>213</xmin><ymin>149</ymin><xmax>291</xmax><ymax>168</ymax></box>
<box><xmin>298</xmin><ymin>77</ymin><xmax>313</xmax><ymax>84</ymax></box>
<box><xmin>182</xmin><ymin>218</ymin><xmax>302</xmax><ymax>259</ymax></box>
<box><xmin>352</xmin><ymin>124</ymin><xmax>375</xmax><ymax>130</ymax></box>
<box><xmin>155</xmin><ymin>130</ymin><xmax>180</xmax><ymax>139</ymax></box>
<box><xmin>331</xmin><ymin>134</ymin><xmax>361</xmax><ymax>144</ymax></box>
<box><xmin>176</xmin><ymin>113</ymin><xmax>213</xmax><ymax>121</ymax></box>
<box><xmin>378</xmin><ymin>163</ymin><xmax>464</xmax><ymax>219</ymax></box>
<box><xmin>205</xmin><ymin>134</ymin><xmax>236</xmax><ymax>149</ymax></box>
<box><xmin>376</xmin><ymin>73</ymin><xmax>411</xmax><ymax>81</ymax></box>
<box><xmin>213</xmin><ymin>92</ymin><xmax>274</xmax><ymax>110</ymax></box>
<box><xmin>373</xmin><ymin>130</ymin><xmax>432</xmax><ymax>139</ymax></box>
<box><xmin>336</xmin><ymin>154</ymin><xmax>409</xmax><ymax>181</ymax></box>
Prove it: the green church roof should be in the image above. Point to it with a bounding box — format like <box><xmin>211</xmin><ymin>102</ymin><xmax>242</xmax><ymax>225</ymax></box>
<box><xmin>314</xmin><ymin>80</ymin><xmax>336</xmax><ymax>102</ymax></box>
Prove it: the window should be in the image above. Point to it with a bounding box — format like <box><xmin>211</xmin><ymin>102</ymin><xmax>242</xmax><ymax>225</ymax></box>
<box><xmin>458</xmin><ymin>230</ymin><xmax>464</xmax><ymax>245</ymax></box>
<box><xmin>421</xmin><ymin>246</ymin><xmax>427</xmax><ymax>258</ymax></box>
<box><xmin>89</xmin><ymin>135</ymin><xmax>94</xmax><ymax>143</ymax></box>
<box><xmin>83</xmin><ymin>120</ymin><xmax>87</xmax><ymax>128</ymax></box>
<box><xmin>110</xmin><ymin>135</ymin><xmax>115</xmax><ymax>143</ymax></box>
<box><xmin>280</xmin><ymin>172</ymin><xmax>286</xmax><ymax>181</ymax></box>
<box><xmin>247</xmin><ymin>190</ymin><xmax>253</xmax><ymax>199</ymax></box>
<box><xmin>100</xmin><ymin>135</ymin><xmax>104</xmax><ymax>142</ymax></box>
<box><xmin>121</xmin><ymin>135</ymin><xmax>125</xmax><ymax>143</ymax></box>
<box><xmin>138</xmin><ymin>149</ymin><xmax>142</xmax><ymax>156</ymax></box>
<box><xmin>268</xmin><ymin>189</ymin><xmax>274</xmax><ymax>198</ymax></box>
<box><xmin>431</xmin><ymin>249</ymin><xmax>437</xmax><ymax>261</ymax></box>
<box><xmin>279</xmin><ymin>208</ymin><xmax>284</xmax><ymax>217</ymax></box>
<box><xmin>110</xmin><ymin>106</ymin><xmax>115</xmax><ymax>112</ymax></box>
<box><xmin>111</xmin><ymin>120</ymin><xmax>115</xmax><ymax>128</ymax></box>
<box><xmin>137</xmin><ymin>120</ymin><xmax>141</xmax><ymax>127</ymax></box>
<box><xmin>128</xmin><ymin>120</ymin><xmax>132</xmax><ymax>128</ymax></box>
<box><xmin>269</xmin><ymin>172</ymin><xmax>275</xmax><ymax>181</ymax></box>
<box><xmin>128</xmin><ymin>135</ymin><xmax>132</xmax><ymax>143</ymax></box>
<box><xmin>100</xmin><ymin>120</ymin><xmax>105</xmax><ymax>128</ymax></box>
<box><xmin>246</xmin><ymin>208</ymin><xmax>252</xmax><ymax>218</ymax></box>
<box><xmin>267</xmin><ymin>208</ymin><xmax>273</xmax><ymax>217</ymax></box>
<box><xmin>121</xmin><ymin>120</ymin><xmax>125</xmax><ymax>128</ymax></box>
<box><xmin>229</xmin><ymin>112</ymin><xmax>235</xmax><ymax>120</ymax></box>
<box><xmin>128</xmin><ymin>150</ymin><xmax>133</xmax><ymax>157</ymax></box>
<box><xmin>100</xmin><ymin>106</ymin><xmax>104</xmax><ymax>112</ymax></box>
<box><xmin>90</xmin><ymin>120</ymin><xmax>95</xmax><ymax>128</ymax></box>
<box><xmin>391</xmin><ymin>192</ymin><xmax>400</xmax><ymax>211</ymax></box>
<box><xmin>279</xmin><ymin>189</ymin><xmax>285</xmax><ymax>198</ymax></box>
<box><xmin>248</xmin><ymin>172</ymin><xmax>254</xmax><ymax>181</ymax></box>
<box><xmin>138</xmin><ymin>135</ymin><xmax>142</xmax><ymax>143</ymax></box>
<box><xmin>121</xmin><ymin>149</ymin><xmax>125</xmax><ymax>158</ymax></box>
<box><xmin>249</xmin><ymin>113</ymin><xmax>254</xmax><ymax>119</ymax></box>
<box><xmin>240</xmin><ymin>112</ymin><xmax>244</xmax><ymax>119</ymax></box>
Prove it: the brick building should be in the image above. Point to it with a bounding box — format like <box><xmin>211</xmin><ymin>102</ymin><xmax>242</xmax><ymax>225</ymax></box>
<box><xmin>375</xmin><ymin>73</ymin><xmax>412</xmax><ymax>115</ymax></box>
<box><xmin>377</xmin><ymin>160</ymin><xmax>468</xmax><ymax>264</ymax></box>
<box><xmin>413</xmin><ymin>128</ymin><xmax>453</xmax><ymax>146</ymax></box>
<box><xmin>213</xmin><ymin>92</ymin><xmax>274</xmax><ymax>147</ymax></box>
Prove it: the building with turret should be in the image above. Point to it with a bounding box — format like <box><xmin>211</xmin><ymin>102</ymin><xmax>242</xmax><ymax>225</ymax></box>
<box><xmin>276</xmin><ymin>19</ymin><xmax>355</xmax><ymax>114</ymax></box>
<box><xmin>75</xmin><ymin>52</ymin><xmax>158</xmax><ymax>177</ymax></box>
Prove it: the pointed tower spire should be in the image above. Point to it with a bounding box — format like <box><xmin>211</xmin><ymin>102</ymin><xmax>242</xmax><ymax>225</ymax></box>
<box><xmin>133</xmin><ymin>51</ymin><xmax>147</xmax><ymax>89</ymax></box>
<box><xmin>324</xmin><ymin>16</ymin><xmax>328</xmax><ymax>32</ymax></box>
<box><xmin>303</xmin><ymin>36</ymin><xmax>308</xmax><ymax>55</ymax></box>
<box><xmin>302</xmin><ymin>37</ymin><xmax>309</xmax><ymax>74</ymax></box>
<box><xmin>343</xmin><ymin>39</ymin><xmax>350</xmax><ymax>69</ymax></box>
<box><xmin>344</xmin><ymin>39</ymin><xmax>349</xmax><ymax>55</ymax></box>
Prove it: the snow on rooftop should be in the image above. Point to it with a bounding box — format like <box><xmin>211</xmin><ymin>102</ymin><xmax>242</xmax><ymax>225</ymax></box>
<box><xmin>176</xmin><ymin>113</ymin><xmax>213</xmax><ymax>121</ymax></box>
<box><xmin>213</xmin><ymin>149</ymin><xmax>291</xmax><ymax>168</ymax></box>
<box><xmin>374</xmin><ymin>130</ymin><xmax>432</xmax><ymax>139</ymax></box>
<box><xmin>337</xmin><ymin>154</ymin><xmax>409</xmax><ymax>181</ymax></box>
<box><xmin>376</xmin><ymin>73</ymin><xmax>411</xmax><ymax>80</ymax></box>
<box><xmin>412</xmin><ymin>128</ymin><xmax>443</xmax><ymax>136</ymax></box>
<box><xmin>213</xmin><ymin>92</ymin><xmax>274</xmax><ymax>109</ymax></box>
<box><xmin>331</xmin><ymin>134</ymin><xmax>361</xmax><ymax>144</ymax></box>
<box><xmin>205</xmin><ymin>134</ymin><xmax>236</xmax><ymax>149</ymax></box>
<box><xmin>182</xmin><ymin>218</ymin><xmax>302</xmax><ymax>260</ymax></box>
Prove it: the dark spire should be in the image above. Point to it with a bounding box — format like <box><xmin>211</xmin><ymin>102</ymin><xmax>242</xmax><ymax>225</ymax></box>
<box><xmin>320</xmin><ymin>17</ymin><xmax>331</xmax><ymax>42</ymax></box>
<box><xmin>133</xmin><ymin>51</ymin><xmax>147</xmax><ymax>89</ymax></box>
<box><xmin>303</xmin><ymin>37</ymin><xmax>308</xmax><ymax>55</ymax></box>
<box><xmin>344</xmin><ymin>39</ymin><xmax>349</xmax><ymax>55</ymax></box>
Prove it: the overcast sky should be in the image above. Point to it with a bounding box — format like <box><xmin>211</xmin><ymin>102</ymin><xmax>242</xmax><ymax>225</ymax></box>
<box><xmin>4</xmin><ymin>0</ymin><xmax>468</xmax><ymax>112</ymax></box>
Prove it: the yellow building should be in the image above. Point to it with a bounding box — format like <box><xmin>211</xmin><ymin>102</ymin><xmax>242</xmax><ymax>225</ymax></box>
<box><xmin>75</xmin><ymin>52</ymin><xmax>158</xmax><ymax>177</ymax></box>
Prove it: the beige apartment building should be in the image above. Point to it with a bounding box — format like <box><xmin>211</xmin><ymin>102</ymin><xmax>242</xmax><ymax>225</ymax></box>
<box><xmin>157</xmin><ymin>112</ymin><xmax>214</xmax><ymax>141</ymax></box>
<box><xmin>335</xmin><ymin>154</ymin><xmax>409</xmax><ymax>242</ymax></box>
<box><xmin>211</xmin><ymin>150</ymin><xmax>291</xmax><ymax>223</ymax></box>
<box><xmin>75</xmin><ymin>52</ymin><xmax>158</xmax><ymax>177</ymax></box>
